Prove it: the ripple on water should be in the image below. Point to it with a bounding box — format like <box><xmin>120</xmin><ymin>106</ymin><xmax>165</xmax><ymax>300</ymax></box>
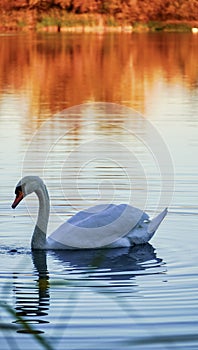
<box><xmin>0</xmin><ymin>223</ymin><xmax>198</xmax><ymax>350</ymax></box>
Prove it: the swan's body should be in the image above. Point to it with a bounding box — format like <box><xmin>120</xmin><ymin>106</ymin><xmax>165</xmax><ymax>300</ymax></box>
<box><xmin>12</xmin><ymin>176</ymin><xmax>167</xmax><ymax>250</ymax></box>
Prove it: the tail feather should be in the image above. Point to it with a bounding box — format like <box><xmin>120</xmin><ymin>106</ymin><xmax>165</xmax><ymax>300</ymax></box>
<box><xmin>148</xmin><ymin>208</ymin><xmax>168</xmax><ymax>234</ymax></box>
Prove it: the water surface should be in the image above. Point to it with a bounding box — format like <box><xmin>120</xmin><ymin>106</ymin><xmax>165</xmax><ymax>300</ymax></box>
<box><xmin>0</xmin><ymin>32</ymin><xmax>198</xmax><ymax>349</ymax></box>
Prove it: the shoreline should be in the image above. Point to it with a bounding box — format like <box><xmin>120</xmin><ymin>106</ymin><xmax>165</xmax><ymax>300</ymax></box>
<box><xmin>0</xmin><ymin>10</ymin><xmax>197</xmax><ymax>34</ymax></box>
<box><xmin>1</xmin><ymin>23</ymin><xmax>198</xmax><ymax>34</ymax></box>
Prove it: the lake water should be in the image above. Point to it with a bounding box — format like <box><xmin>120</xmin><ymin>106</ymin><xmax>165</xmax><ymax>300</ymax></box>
<box><xmin>0</xmin><ymin>32</ymin><xmax>198</xmax><ymax>349</ymax></box>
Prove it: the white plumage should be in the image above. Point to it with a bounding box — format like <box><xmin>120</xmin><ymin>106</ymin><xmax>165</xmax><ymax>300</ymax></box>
<box><xmin>12</xmin><ymin>176</ymin><xmax>167</xmax><ymax>250</ymax></box>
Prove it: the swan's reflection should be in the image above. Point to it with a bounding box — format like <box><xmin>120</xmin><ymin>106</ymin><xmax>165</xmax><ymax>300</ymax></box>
<box><xmin>13</xmin><ymin>251</ymin><xmax>50</xmax><ymax>334</ymax></box>
<box><xmin>50</xmin><ymin>243</ymin><xmax>163</xmax><ymax>279</ymax></box>
<box><xmin>13</xmin><ymin>244</ymin><xmax>164</xmax><ymax>334</ymax></box>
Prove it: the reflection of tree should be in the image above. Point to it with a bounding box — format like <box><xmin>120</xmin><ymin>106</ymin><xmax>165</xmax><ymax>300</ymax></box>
<box><xmin>0</xmin><ymin>33</ymin><xmax>197</xmax><ymax>123</ymax></box>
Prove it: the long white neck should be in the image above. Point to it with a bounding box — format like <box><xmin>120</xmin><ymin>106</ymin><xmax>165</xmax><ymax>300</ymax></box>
<box><xmin>31</xmin><ymin>184</ymin><xmax>50</xmax><ymax>249</ymax></box>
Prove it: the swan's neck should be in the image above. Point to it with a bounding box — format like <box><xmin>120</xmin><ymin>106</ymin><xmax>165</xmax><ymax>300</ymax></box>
<box><xmin>31</xmin><ymin>185</ymin><xmax>50</xmax><ymax>249</ymax></box>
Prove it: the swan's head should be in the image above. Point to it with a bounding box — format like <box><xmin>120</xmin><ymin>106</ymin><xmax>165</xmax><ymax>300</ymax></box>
<box><xmin>12</xmin><ymin>176</ymin><xmax>45</xmax><ymax>209</ymax></box>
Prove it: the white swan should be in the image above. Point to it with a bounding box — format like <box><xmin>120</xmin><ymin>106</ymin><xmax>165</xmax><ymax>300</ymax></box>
<box><xmin>11</xmin><ymin>176</ymin><xmax>167</xmax><ymax>250</ymax></box>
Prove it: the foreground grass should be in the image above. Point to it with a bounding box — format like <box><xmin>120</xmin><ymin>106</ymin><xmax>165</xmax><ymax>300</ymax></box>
<box><xmin>0</xmin><ymin>301</ymin><xmax>53</xmax><ymax>350</ymax></box>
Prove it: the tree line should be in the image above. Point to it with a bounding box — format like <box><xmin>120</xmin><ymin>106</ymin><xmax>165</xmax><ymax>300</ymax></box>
<box><xmin>1</xmin><ymin>0</ymin><xmax>198</xmax><ymax>22</ymax></box>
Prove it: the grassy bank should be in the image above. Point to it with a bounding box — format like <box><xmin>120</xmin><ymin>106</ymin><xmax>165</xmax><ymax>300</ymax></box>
<box><xmin>0</xmin><ymin>9</ymin><xmax>197</xmax><ymax>33</ymax></box>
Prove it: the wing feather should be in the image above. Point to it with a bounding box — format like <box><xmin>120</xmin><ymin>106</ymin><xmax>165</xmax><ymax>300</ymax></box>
<box><xmin>49</xmin><ymin>204</ymin><xmax>145</xmax><ymax>249</ymax></box>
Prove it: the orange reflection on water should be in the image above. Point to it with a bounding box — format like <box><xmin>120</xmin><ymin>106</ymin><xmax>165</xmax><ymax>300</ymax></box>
<box><xmin>0</xmin><ymin>32</ymin><xmax>197</xmax><ymax>119</ymax></box>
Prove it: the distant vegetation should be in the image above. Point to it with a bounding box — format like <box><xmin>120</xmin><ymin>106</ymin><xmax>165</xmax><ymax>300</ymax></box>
<box><xmin>0</xmin><ymin>0</ymin><xmax>198</xmax><ymax>32</ymax></box>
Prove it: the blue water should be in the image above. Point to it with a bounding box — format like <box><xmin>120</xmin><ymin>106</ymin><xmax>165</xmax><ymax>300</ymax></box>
<box><xmin>0</xmin><ymin>33</ymin><xmax>198</xmax><ymax>349</ymax></box>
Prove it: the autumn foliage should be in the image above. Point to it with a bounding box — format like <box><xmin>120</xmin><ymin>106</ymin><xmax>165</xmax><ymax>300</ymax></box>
<box><xmin>0</xmin><ymin>0</ymin><xmax>198</xmax><ymax>22</ymax></box>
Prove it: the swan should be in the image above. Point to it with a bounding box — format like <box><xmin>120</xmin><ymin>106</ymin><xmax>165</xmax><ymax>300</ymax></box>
<box><xmin>11</xmin><ymin>176</ymin><xmax>167</xmax><ymax>250</ymax></box>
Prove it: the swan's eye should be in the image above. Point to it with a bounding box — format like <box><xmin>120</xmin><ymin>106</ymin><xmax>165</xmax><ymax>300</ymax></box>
<box><xmin>15</xmin><ymin>185</ymin><xmax>23</xmax><ymax>195</ymax></box>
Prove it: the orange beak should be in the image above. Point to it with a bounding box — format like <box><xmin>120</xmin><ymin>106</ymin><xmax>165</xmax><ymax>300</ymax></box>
<box><xmin>12</xmin><ymin>191</ymin><xmax>24</xmax><ymax>209</ymax></box>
